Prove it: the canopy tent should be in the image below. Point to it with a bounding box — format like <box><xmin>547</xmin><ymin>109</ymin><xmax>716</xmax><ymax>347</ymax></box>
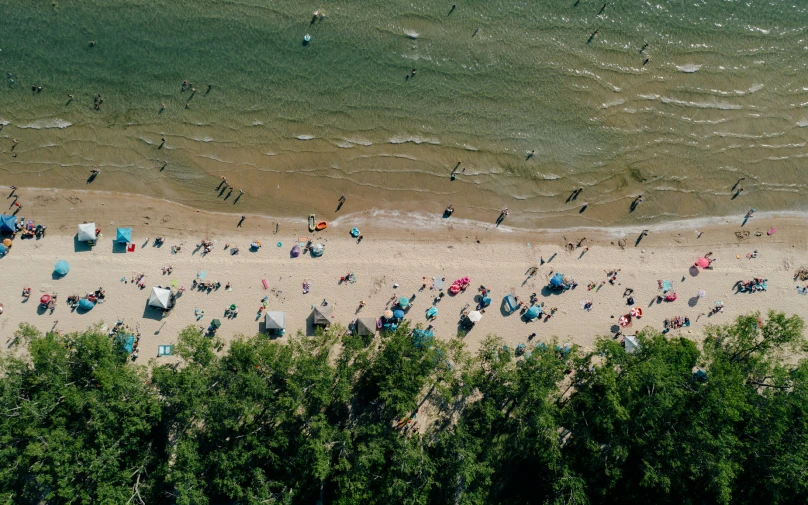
<box><xmin>525</xmin><ymin>305</ymin><xmax>542</xmax><ymax>320</ymax></box>
<box><xmin>550</xmin><ymin>273</ymin><xmax>565</xmax><ymax>288</ymax></box>
<box><xmin>77</xmin><ymin>222</ymin><xmax>96</xmax><ymax>242</ymax></box>
<box><xmin>148</xmin><ymin>287</ymin><xmax>172</xmax><ymax>309</ymax></box>
<box><xmin>0</xmin><ymin>214</ymin><xmax>16</xmax><ymax>234</ymax></box>
<box><xmin>54</xmin><ymin>260</ymin><xmax>70</xmax><ymax>276</ymax></box>
<box><xmin>116</xmin><ymin>227</ymin><xmax>132</xmax><ymax>243</ymax></box>
<box><xmin>78</xmin><ymin>298</ymin><xmax>95</xmax><ymax>310</ymax></box>
<box><xmin>398</xmin><ymin>297</ymin><xmax>410</xmax><ymax>308</ymax></box>
<box><xmin>356</xmin><ymin>317</ymin><xmax>377</xmax><ymax>336</ymax></box>
<box><xmin>413</xmin><ymin>328</ymin><xmax>435</xmax><ymax>347</ymax></box>
<box><xmin>467</xmin><ymin>311</ymin><xmax>483</xmax><ymax>323</ymax></box>
<box><xmin>625</xmin><ymin>335</ymin><xmax>640</xmax><ymax>354</ymax></box>
<box><xmin>116</xmin><ymin>334</ymin><xmax>135</xmax><ymax>353</ymax></box>
<box><xmin>312</xmin><ymin>305</ymin><xmax>333</xmax><ymax>326</ymax></box>
<box><xmin>264</xmin><ymin>311</ymin><xmax>286</xmax><ymax>331</ymax></box>
<box><xmin>503</xmin><ymin>294</ymin><xmax>518</xmax><ymax>312</ymax></box>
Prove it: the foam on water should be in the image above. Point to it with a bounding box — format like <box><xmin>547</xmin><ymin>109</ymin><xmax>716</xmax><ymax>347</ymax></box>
<box><xmin>17</xmin><ymin>119</ymin><xmax>72</xmax><ymax>129</ymax></box>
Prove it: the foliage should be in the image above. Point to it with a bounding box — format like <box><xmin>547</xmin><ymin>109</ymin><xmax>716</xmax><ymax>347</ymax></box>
<box><xmin>1</xmin><ymin>312</ymin><xmax>808</xmax><ymax>504</ymax></box>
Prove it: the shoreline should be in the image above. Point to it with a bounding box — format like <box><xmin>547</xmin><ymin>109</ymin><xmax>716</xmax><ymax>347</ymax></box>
<box><xmin>1</xmin><ymin>186</ymin><xmax>806</xmax><ymax>363</ymax></box>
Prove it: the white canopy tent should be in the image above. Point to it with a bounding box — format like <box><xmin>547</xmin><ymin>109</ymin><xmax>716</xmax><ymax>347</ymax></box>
<box><xmin>77</xmin><ymin>222</ymin><xmax>96</xmax><ymax>242</ymax></box>
<box><xmin>264</xmin><ymin>311</ymin><xmax>286</xmax><ymax>331</ymax></box>
<box><xmin>148</xmin><ymin>287</ymin><xmax>172</xmax><ymax>309</ymax></box>
<box><xmin>625</xmin><ymin>335</ymin><xmax>640</xmax><ymax>354</ymax></box>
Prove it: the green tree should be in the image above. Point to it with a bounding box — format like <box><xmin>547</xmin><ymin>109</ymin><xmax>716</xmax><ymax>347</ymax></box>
<box><xmin>0</xmin><ymin>324</ymin><xmax>162</xmax><ymax>505</ymax></box>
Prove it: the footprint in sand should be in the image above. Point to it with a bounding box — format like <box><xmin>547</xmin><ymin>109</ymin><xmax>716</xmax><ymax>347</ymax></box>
<box><xmin>160</xmin><ymin>215</ymin><xmax>171</xmax><ymax>224</ymax></box>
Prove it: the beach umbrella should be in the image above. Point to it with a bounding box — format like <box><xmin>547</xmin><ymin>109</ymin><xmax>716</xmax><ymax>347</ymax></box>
<box><xmin>0</xmin><ymin>214</ymin><xmax>15</xmax><ymax>234</ymax></box>
<box><xmin>393</xmin><ymin>309</ymin><xmax>405</xmax><ymax>319</ymax></box>
<box><xmin>0</xmin><ymin>244</ymin><xmax>6</xmax><ymax>255</ymax></box>
<box><xmin>562</xmin><ymin>275</ymin><xmax>572</xmax><ymax>285</ymax></box>
<box><xmin>698</xmin><ymin>289</ymin><xmax>706</xmax><ymax>298</ymax></box>
<box><xmin>550</xmin><ymin>273</ymin><xmax>564</xmax><ymax>288</ymax></box>
<box><xmin>383</xmin><ymin>309</ymin><xmax>394</xmax><ymax>319</ymax></box>
<box><xmin>630</xmin><ymin>307</ymin><xmax>643</xmax><ymax>318</ymax></box>
<box><xmin>398</xmin><ymin>297</ymin><xmax>410</xmax><ymax>308</ymax></box>
<box><xmin>54</xmin><ymin>260</ymin><xmax>70</xmax><ymax>276</ymax></box>
<box><xmin>40</xmin><ymin>294</ymin><xmax>52</xmax><ymax>305</ymax></box>
<box><xmin>210</xmin><ymin>319</ymin><xmax>222</xmax><ymax>329</ymax></box>
<box><xmin>695</xmin><ymin>257</ymin><xmax>710</xmax><ymax>269</ymax></box>
<box><xmin>618</xmin><ymin>315</ymin><xmax>630</xmax><ymax>327</ymax></box>
<box><xmin>467</xmin><ymin>310</ymin><xmax>483</xmax><ymax>323</ymax></box>
<box><xmin>525</xmin><ymin>305</ymin><xmax>541</xmax><ymax>320</ymax></box>
<box><xmin>77</xmin><ymin>222</ymin><xmax>96</xmax><ymax>242</ymax></box>
<box><xmin>78</xmin><ymin>298</ymin><xmax>95</xmax><ymax>310</ymax></box>
<box><xmin>115</xmin><ymin>227</ymin><xmax>132</xmax><ymax>243</ymax></box>
<box><xmin>2</xmin><ymin>238</ymin><xmax>11</xmax><ymax>248</ymax></box>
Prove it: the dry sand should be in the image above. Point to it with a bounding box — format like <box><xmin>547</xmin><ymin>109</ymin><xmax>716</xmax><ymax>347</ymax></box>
<box><xmin>1</xmin><ymin>187</ymin><xmax>807</xmax><ymax>363</ymax></box>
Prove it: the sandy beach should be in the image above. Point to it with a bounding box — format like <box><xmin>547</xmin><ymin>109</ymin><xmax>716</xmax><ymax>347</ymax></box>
<box><xmin>1</xmin><ymin>187</ymin><xmax>806</xmax><ymax>362</ymax></box>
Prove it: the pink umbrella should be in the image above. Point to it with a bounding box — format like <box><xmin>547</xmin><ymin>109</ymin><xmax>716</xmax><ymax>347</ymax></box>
<box><xmin>695</xmin><ymin>257</ymin><xmax>709</xmax><ymax>269</ymax></box>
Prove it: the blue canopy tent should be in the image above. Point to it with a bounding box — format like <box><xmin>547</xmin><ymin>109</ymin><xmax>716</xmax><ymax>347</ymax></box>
<box><xmin>0</xmin><ymin>214</ymin><xmax>16</xmax><ymax>234</ymax></box>
<box><xmin>116</xmin><ymin>334</ymin><xmax>135</xmax><ymax>353</ymax></box>
<box><xmin>78</xmin><ymin>298</ymin><xmax>95</xmax><ymax>311</ymax></box>
<box><xmin>116</xmin><ymin>227</ymin><xmax>132</xmax><ymax>243</ymax></box>
<box><xmin>525</xmin><ymin>305</ymin><xmax>542</xmax><ymax>320</ymax></box>
<box><xmin>550</xmin><ymin>273</ymin><xmax>565</xmax><ymax>288</ymax></box>
<box><xmin>503</xmin><ymin>294</ymin><xmax>518</xmax><ymax>312</ymax></box>
<box><xmin>54</xmin><ymin>260</ymin><xmax>70</xmax><ymax>276</ymax></box>
<box><xmin>413</xmin><ymin>329</ymin><xmax>435</xmax><ymax>348</ymax></box>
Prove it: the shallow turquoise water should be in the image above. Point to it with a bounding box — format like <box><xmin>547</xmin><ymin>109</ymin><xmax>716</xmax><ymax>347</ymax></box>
<box><xmin>1</xmin><ymin>0</ymin><xmax>807</xmax><ymax>226</ymax></box>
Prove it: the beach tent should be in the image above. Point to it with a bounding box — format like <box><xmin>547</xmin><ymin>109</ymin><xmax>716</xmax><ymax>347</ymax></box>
<box><xmin>116</xmin><ymin>334</ymin><xmax>135</xmax><ymax>353</ymax></box>
<box><xmin>77</xmin><ymin>222</ymin><xmax>96</xmax><ymax>242</ymax></box>
<box><xmin>290</xmin><ymin>244</ymin><xmax>301</xmax><ymax>258</ymax></box>
<box><xmin>413</xmin><ymin>328</ymin><xmax>435</xmax><ymax>347</ymax></box>
<box><xmin>312</xmin><ymin>305</ymin><xmax>333</xmax><ymax>326</ymax></box>
<box><xmin>550</xmin><ymin>273</ymin><xmax>565</xmax><ymax>288</ymax></box>
<box><xmin>398</xmin><ymin>297</ymin><xmax>410</xmax><ymax>308</ymax></box>
<box><xmin>148</xmin><ymin>287</ymin><xmax>172</xmax><ymax>309</ymax></box>
<box><xmin>310</xmin><ymin>243</ymin><xmax>325</xmax><ymax>257</ymax></box>
<box><xmin>0</xmin><ymin>215</ymin><xmax>16</xmax><ymax>234</ymax></box>
<box><xmin>625</xmin><ymin>335</ymin><xmax>640</xmax><ymax>354</ymax></box>
<box><xmin>504</xmin><ymin>294</ymin><xmax>518</xmax><ymax>312</ymax></box>
<box><xmin>78</xmin><ymin>298</ymin><xmax>95</xmax><ymax>310</ymax></box>
<box><xmin>264</xmin><ymin>311</ymin><xmax>286</xmax><ymax>331</ymax></box>
<box><xmin>356</xmin><ymin>317</ymin><xmax>377</xmax><ymax>336</ymax></box>
<box><xmin>467</xmin><ymin>311</ymin><xmax>483</xmax><ymax>323</ymax></box>
<box><xmin>116</xmin><ymin>227</ymin><xmax>132</xmax><ymax>243</ymax></box>
<box><xmin>525</xmin><ymin>305</ymin><xmax>542</xmax><ymax>320</ymax></box>
<box><xmin>54</xmin><ymin>260</ymin><xmax>70</xmax><ymax>276</ymax></box>
<box><xmin>210</xmin><ymin>319</ymin><xmax>222</xmax><ymax>329</ymax></box>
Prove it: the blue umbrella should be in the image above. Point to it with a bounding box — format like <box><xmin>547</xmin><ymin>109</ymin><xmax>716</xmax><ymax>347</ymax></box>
<box><xmin>525</xmin><ymin>305</ymin><xmax>542</xmax><ymax>320</ymax></box>
<box><xmin>393</xmin><ymin>309</ymin><xmax>405</xmax><ymax>319</ymax></box>
<box><xmin>550</xmin><ymin>273</ymin><xmax>564</xmax><ymax>288</ymax></box>
<box><xmin>78</xmin><ymin>298</ymin><xmax>95</xmax><ymax>310</ymax></box>
<box><xmin>0</xmin><ymin>244</ymin><xmax>6</xmax><ymax>256</ymax></box>
<box><xmin>54</xmin><ymin>260</ymin><xmax>70</xmax><ymax>276</ymax></box>
<box><xmin>116</xmin><ymin>227</ymin><xmax>132</xmax><ymax>243</ymax></box>
<box><xmin>0</xmin><ymin>214</ymin><xmax>16</xmax><ymax>234</ymax></box>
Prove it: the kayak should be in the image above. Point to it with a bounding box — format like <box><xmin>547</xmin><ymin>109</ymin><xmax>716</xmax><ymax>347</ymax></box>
<box><xmin>315</xmin><ymin>221</ymin><xmax>327</xmax><ymax>231</ymax></box>
<box><xmin>308</xmin><ymin>214</ymin><xmax>316</xmax><ymax>232</ymax></box>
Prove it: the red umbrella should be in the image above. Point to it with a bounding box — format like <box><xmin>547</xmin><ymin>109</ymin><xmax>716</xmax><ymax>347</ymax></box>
<box><xmin>40</xmin><ymin>294</ymin><xmax>51</xmax><ymax>305</ymax></box>
<box><xmin>695</xmin><ymin>257</ymin><xmax>709</xmax><ymax>268</ymax></box>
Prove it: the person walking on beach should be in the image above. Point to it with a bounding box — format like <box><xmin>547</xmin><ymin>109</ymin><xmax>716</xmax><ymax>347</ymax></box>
<box><xmin>337</xmin><ymin>193</ymin><xmax>347</xmax><ymax>211</ymax></box>
<box><xmin>237</xmin><ymin>215</ymin><xmax>246</xmax><ymax>227</ymax></box>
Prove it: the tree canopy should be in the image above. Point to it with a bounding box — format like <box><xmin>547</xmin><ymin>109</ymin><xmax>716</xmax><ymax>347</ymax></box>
<box><xmin>1</xmin><ymin>312</ymin><xmax>807</xmax><ymax>504</ymax></box>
